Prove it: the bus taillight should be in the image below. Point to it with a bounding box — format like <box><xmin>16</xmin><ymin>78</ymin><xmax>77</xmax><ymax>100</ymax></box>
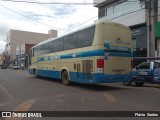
<box><xmin>97</xmin><ymin>59</ymin><xmax>104</xmax><ymax>73</ymax></box>
<box><xmin>97</xmin><ymin>59</ymin><xmax>104</xmax><ymax>68</ymax></box>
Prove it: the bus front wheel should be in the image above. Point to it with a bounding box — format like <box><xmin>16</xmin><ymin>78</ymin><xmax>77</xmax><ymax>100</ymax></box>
<box><xmin>61</xmin><ymin>71</ymin><xmax>70</xmax><ymax>86</ymax></box>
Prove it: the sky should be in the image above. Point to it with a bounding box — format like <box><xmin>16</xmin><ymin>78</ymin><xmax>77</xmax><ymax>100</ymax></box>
<box><xmin>0</xmin><ymin>0</ymin><xmax>98</xmax><ymax>53</ymax></box>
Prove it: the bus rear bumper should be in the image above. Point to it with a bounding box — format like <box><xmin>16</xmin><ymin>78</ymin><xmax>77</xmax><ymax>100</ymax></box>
<box><xmin>93</xmin><ymin>73</ymin><xmax>132</xmax><ymax>83</ymax></box>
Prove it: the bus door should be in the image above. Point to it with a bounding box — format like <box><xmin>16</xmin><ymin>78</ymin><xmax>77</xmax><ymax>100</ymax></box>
<box><xmin>82</xmin><ymin>60</ymin><xmax>93</xmax><ymax>80</ymax></box>
<box><xmin>74</xmin><ymin>60</ymin><xmax>93</xmax><ymax>81</ymax></box>
<box><xmin>74</xmin><ymin>62</ymin><xmax>81</xmax><ymax>80</ymax></box>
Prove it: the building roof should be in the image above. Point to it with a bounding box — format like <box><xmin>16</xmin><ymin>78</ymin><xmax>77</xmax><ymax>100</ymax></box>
<box><xmin>9</xmin><ymin>29</ymin><xmax>50</xmax><ymax>35</ymax></box>
<box><xmin>94</xmin><ymin>0</ymin><xmax>117</xmax><ymax>7</ymax></box>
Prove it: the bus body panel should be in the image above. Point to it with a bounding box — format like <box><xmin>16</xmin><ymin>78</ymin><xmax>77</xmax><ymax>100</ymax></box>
<box><xmin>29</xmin><ymin>21</ymin><xmax>132</xmax><ymax>84</ymax></box>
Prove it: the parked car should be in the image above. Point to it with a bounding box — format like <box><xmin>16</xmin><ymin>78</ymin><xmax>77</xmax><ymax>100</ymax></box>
<box><xmin>12</xmin><ymin>65</ymin><xmax>20</xmax><ymax>70</ymax></box>
<box><xmin>123</xmin><ymin>62</ymin><xmax>160</xmax><ymax>86</ymax></box>
<box><xmin>1</xmin><ymin>64</ymin><xmax>8</xmax><ymax>69</ymax></box>
<box><xmin>8</xmin><ymin>65</ymin><xmax>13</xmax><ymax>69</ymax></box>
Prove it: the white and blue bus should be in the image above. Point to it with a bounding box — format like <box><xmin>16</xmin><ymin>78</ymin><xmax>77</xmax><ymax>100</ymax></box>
<box><xmin>29</xmin><ymin>21</ymin><xmax>133</xmax><ymax>85</ymax></box>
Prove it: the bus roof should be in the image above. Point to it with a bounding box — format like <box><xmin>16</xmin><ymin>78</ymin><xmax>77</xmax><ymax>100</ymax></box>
<box><xmin>31</xmin><ymin>21</ymin><xmax>129</xmax><ymax>49</ymax></box>
<box><xmin>31</xmin><ymin>23</ymin><xmax>95</xmax><ymax>49</ymax></box>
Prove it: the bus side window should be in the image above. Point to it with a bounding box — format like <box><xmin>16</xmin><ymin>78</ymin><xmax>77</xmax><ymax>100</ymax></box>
<box><xmin>52</xmin><ymin>38</ymin><xmax>64</xmax><ymax>52</ymax></box>
<box><xmin>77</xmin><ymin>26</ymin><xmax>95</xmax><ymax>48</ymax></box>
<box><xmin>64</xmin><ymin>34</ymin><xmax>77</xmax><ymax>50</ymax></box>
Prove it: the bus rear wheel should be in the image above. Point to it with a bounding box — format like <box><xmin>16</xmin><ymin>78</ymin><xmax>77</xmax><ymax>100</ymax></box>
<box><xmin>61</xmin><ymin>71</ymin><xmax>70</xmax><ymax>86</ymax></box>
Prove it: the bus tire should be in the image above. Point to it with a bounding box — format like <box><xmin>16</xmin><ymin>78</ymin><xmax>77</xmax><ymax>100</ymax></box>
<box><xmin>61</xmin><ymin>70</ymin><xmax>70</xmax><ymax>86</ymax></box>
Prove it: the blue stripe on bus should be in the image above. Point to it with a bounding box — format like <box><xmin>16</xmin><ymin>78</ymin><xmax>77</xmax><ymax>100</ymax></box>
<box><xmin>34</xmin><ymin>69</ymin><xmax>132</xmax><ymax>84</ymax></box>
<box><xmin>104</xmin><ymin>43</ymin><xmax>131</xmax><ymax>52</ymax></box>
<box><xmin>37</xmin><ymin>70</ymin><xmax>61</xmax><ymax>79</ymax></box>
<box><xmin>109</xmin><ymin>52</ymin><xmax>132</xmax><ymax>57</ymax></box>
<box><xmin>60</xmin><ymin>50</ymin><xmax>104</xmax><ymax>59</ymax></box>
<box><xmin>37</xmin><ymin>50</ymin><xmax>132</xmax><ymax>62</ymax></box>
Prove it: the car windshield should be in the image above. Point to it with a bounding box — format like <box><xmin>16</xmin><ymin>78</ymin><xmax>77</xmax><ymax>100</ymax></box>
<box><xmin>137</xmin><ymin>62</ymin><xmax>150</xmax><ymax>69</ymax></box>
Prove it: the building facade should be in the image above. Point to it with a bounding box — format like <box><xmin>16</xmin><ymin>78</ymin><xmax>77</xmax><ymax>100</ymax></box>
<box><xmin>16</xmin><ymin>44</ymin><xmax>35</xmax><ymax>69</ymax></box>
<box><xmin>155</xmin><ymin>1</ymin><xmax>160</xmax><ymax>57</ymax></box>
<box><xmin>94</xmin><ymin>0</ymin><xmax>159</xmax><ymax>64</ymax></box>
<box><xmin>5</xmin><ymin>29</ymin><xmax>57</xmax><ymax>64</ymax></box>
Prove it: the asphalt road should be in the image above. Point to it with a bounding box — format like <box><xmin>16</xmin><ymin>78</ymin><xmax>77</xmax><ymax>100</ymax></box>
<box><xmin>0</xmin><ymin>68</ymin><xmax>160</xmax><ymax>120</ymax></box>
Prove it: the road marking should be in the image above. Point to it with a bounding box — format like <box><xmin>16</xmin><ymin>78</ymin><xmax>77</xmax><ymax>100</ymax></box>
<box><xmin>13</xmin><ymin>99</ymin><xmax>37</xmax><ymax>111</ymax></box>
<box><xmin>5</xmin><ymin>99</ymin><xmax>37</xmax><ymax>120</ymax></box>
<box><xmin>0</xmin><ymin>102</ymin><xmax>11</xmax><ymax>107</ymax></box>
<box><xmin>0</xmin><ymin>84</ymin><xmax>13</xmax><ymax>99</ymax></box>
<box><xmin>103</xmin><ymin>93</ymin><xmax>116</xmax><ymax>102</ymax></box>
<box><xmin>57</xmin><ymin>94</ymin><xmax>66</xmax><ymax>98</ymax></box>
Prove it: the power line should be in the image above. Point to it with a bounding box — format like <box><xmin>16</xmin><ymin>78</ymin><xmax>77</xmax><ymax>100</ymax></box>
<box><xmin>1</xmin><ymin>0</ymin><xmax>140</xmax><ymax>5</ymax></box>
<box><xmin>1</xmin><ymin>0</ymin><xmax>95</xmax><ymax>5</ymax></box>
<box><xmin>60</xmin><ymin>16</ymin><xmax>98</xmax><ymax>35</ymax></box>
<box><xmin>0</xmin><ymin>3</ymin><xmax>67</xmax><ymax>31</ymax></box>
<box><xmin>0</xmin><ymin>0</ymin><xmax>146</xmax><ymax>38</ymax></box>
<box><xmin>0</xmin><ymin>2</ymin><xmax>98</xmax><ymax>42</ymax></box>
<box><xmin>61</xmin><ymin>5</ymin><xmax>145</xmax><ymax>35</ymax></box>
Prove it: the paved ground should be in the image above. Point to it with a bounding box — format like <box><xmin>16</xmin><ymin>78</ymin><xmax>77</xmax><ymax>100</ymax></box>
<box><xmin>0</xmin><ymin>69</ymin><xmax>160</xmax><ymax>120</ymax></box>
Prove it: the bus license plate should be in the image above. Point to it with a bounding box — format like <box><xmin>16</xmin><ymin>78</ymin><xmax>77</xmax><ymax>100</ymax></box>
<box><xmin>138</xmin><ymin>72</ymin><xmax>148</xmax><ymax>76</ymax></box>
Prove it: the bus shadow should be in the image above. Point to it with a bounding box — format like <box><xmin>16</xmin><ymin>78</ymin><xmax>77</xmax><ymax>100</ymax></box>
<box><xmin>70</xmin><ymin>82</ymin><xmax>127</xmax><ymax>92</ymax></box>
<box><xmin>35</xmin><ymin>76</ymin><xmax>62</xmax><ymax>84</ymax></box>
<box><xmin>30</xmin><ymin>76</ymin><xmax>129</xmax><ymax>92</ymax></box>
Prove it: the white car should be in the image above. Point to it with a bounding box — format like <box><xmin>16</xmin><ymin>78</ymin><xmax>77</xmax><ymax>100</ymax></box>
<box><xmin>12</xmin><ymin>65</ymin><xmax>20</xmax><ymax>70</ymax></box>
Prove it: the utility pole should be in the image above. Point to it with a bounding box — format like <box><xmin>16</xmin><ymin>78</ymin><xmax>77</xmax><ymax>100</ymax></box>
<box><xmin>19</xmin><ymin>45</ymin><xmax>22</xmax><ymax>69</ymax></box>
<box><xmin>147</xmin><ymin>0</ymin><xmax>155</xmax><ymax>57</ymax></box>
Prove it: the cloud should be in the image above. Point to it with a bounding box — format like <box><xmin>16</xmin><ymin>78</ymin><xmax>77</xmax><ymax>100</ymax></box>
<box><xmin>0</xmin><ymin>41</ymin><xmax>6</xmax><ymax>53</ymax></box>
<box><xmin>53</xmin><ymin>5</ymin><xmax>76</xmax><ymax>17</ymax></box>
<box><xmin>0</xmin><ymin>0</ymin><xmax>98</xmax><ymax>52</ymax></box>
<box><xmin>0</xmin><ymin>19</ymin><xmax>10</xmax><ymax>42</ymax></box>
<box><xmin>22</xmin><ymin>12</ymin><xmax>43</xmax><ymax>21</ymax></box>
<box><xmin>0</xmin><ymin>24</ymin><xmax>9</xmax><ymax>36</ymax></box>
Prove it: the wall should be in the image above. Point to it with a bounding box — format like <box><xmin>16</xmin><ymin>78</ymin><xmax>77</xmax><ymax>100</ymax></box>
<box><xmin>6</xmin><ymin>29</ymin><xmax>57</xmax><ymax>60</ymax></box>
<box><xmin>96</xmin><ymin>0</ymin><xmax>146</xmax><ymax>27</ymax></box>
<box><xmin>94</xmin><ymin>0</ymin><xmax>115</xmax><ymax>7</ymax></box>
<box><xmin>99</xmin><ymin>9</ymin><xmax>146</xmax><ymax>27</ymax></box>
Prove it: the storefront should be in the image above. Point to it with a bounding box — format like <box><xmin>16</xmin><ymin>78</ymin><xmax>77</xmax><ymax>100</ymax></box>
<box><xmin>155</xmin><ymin>22</ymin><xmax>160</xmax><ymax>57</ymax></box>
